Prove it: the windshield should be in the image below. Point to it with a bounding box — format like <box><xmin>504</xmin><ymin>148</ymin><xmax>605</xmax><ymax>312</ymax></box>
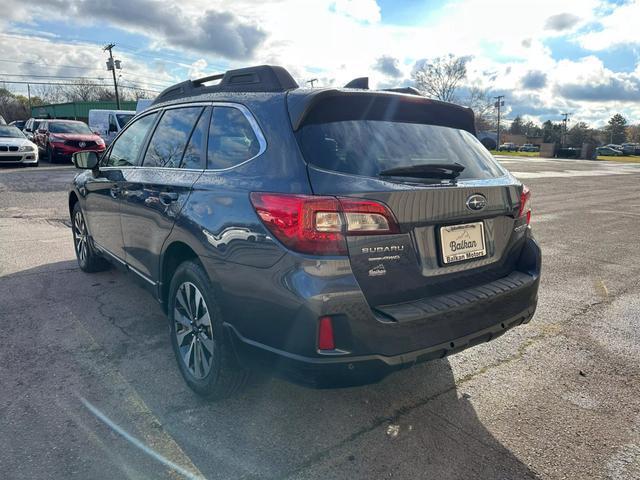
<box><xmin>297</xmin><ymin>121</ymin><xmax>506</xmax><ymax>181</ymax></box>
<box><xmin>116</xmin><ymin>114</ymin><xmax>134</xmax><ymax>128</ymax></box>
<box><xmin>49</xmin><ymin>122</ymin><xmax>92</xmax><ymax>134</ymax></box>
<box><xmin>0</xmin><ymin>126</ymin><xmax>25</xmax><ymax>138</ymax></box>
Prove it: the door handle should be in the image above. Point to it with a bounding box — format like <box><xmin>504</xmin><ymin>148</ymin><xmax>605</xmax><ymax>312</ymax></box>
<box><xmin>159</xmin><ymin>191</ymin><xmax>179</xmax><ymax>205</ymax></box>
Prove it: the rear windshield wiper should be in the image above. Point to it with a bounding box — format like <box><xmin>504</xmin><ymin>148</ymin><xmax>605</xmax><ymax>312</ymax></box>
<box><xmin>378</xmin><ymin>163</ymin><xmax>465</xmax><ymax>180</ymax></box>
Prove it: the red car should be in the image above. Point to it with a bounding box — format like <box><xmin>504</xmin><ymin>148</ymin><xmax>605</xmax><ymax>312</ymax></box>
<box><xmin>36</xmin><ymin>120</ymin><xmax>106</xmax><ymax>163</ymax></box>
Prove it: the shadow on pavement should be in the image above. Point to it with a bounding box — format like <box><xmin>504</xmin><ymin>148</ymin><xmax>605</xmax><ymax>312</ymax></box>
<box><xmin>0</xmin><ymin>260</ymin><xmax>538</xmax><ymax>479</ymax></box>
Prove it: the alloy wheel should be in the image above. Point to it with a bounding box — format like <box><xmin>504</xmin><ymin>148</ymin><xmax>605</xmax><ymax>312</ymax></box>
<box><xmin>174</xmin><ymin>282</ymin><xmax>215</xmax><ymax>379</ymax></box>
<box><xmin>73</xmin><ymin>210</ymin><xmax>88</xmax><ymax>264</ymax></box>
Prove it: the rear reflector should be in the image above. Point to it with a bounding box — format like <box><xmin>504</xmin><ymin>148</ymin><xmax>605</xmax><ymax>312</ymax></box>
<box><xmin>518</xmin><ymin>185</ymin><xmax>532</xmax><ymax>225</ymax></box>
<box><xmin>250</xmin><ymin>192</ymin><xmax>399</xmax><ymax>255</ymax></box>
<box><xmin>318</xmin><ymin>316</ymin><xmax>335</xmax><ymax>350</ymax></box>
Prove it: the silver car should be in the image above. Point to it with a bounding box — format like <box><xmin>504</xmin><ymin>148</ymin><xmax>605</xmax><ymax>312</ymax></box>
<box><xmin>0</xmin><ymin>125</ymin><xmax>39</xmax><ymax>167</ymax></box>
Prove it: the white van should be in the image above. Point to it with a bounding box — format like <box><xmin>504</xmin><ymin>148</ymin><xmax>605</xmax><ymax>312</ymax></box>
<box><xmin>88</xmin><ymin>109</ymin><xmax>135</xmax><ymax>145</ymax></box>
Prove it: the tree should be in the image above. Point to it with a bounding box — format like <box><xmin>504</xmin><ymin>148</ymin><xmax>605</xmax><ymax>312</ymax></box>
<box><xmin>412</xmin><ymin>54</ymin><xmax>470</xmax><ymax>102</ymax></box>
<box><xmin>461</xmin><ymin>85</ymin><xmax>495</xmax><ymax>131</ymax></box>
<box><xmin>523</xmin><ymin>121</ymin><xmax>542</xmax><ymax>137</ymax></box>
<box><xmin>542</xmin><ymin>120</ymin><xmax>562</xmax><ymax>144</ymax></box>
<box><xmin>627</xmin><ymin>124</ymin><xmax>640</xmax><ymax>143</ymax></box>
<box><xmin>509</xmin><ymin>116</ymin><xmax>525</xmax><ymax>135</ymax></box>
<box><xmin>605</xmin><ymin>113</ymin><xmax>628</xmax><ymax>144</ymax></box>
<box><xmin>567</xmin><ymin>122</ymin><xmax>598</xmax><ymax>146</ymax></box>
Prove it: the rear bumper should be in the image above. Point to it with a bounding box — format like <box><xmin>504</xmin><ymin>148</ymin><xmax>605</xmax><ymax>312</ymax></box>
<box><xmin>218</xmin><ymin>234</ymin><xmax>541</xmax><ymax>387</ymax></box>
<box><xmin>224</xmin><ymin>235</ymin><xmax>541</xmax><ymax>387</ymax></box>
<box><xmin>227</xmin><ymin>302</ymin><xmax>536</xmax><ymax>387</ymax></box>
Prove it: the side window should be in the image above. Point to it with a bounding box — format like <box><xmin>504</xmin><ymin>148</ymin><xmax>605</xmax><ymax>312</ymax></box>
<box><xmin>104</xmin><ymin>112</ymin><xmax>158</xmax><ymax>167</ymax></box>
<box><xmin>108</xmin><ymin>114</ymin><xmax>118</xmax><ymax>132</ymax></box>
<box><xmin>142</xmin><ymin>107</ymin><xmax>203</xmax><ymax>168</ymax></box>
<box><xmin>180</xmin><ymin>108</ymin><xmax>210</xmax><ymax>169</ymax></box>
<box><xmin>207</xmin><ymin>107</ymin><xmax>261</xmax><ymax>170</ymax></box>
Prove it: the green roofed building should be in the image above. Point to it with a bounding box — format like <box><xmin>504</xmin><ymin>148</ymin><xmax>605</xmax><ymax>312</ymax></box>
<box><xmin>31</xmin><ymin>101</ymin><xmax>137</xmax><ymax>123</ymax></box>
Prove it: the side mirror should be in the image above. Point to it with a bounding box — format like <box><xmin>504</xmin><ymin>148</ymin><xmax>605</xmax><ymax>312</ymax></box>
<box><xmin>72</xmin><ymin>151</ymin><xmax>99</xmax><ymax>170</ymax></box>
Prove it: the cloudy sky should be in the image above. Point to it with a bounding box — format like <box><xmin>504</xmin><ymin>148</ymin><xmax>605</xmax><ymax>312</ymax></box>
<box><xmin>1</xmin><ymin>0</ymin><xmax>638</xmax><ymax>127</ymax></box>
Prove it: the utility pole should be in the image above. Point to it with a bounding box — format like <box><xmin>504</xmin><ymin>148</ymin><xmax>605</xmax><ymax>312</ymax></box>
<box><xmin>27</xmin><ymin>83</ymin><xmax>32</xmax><ymax>111</ymax></box>
<box><xmin>103</xmin><ymin>43</ymin><xmax>121</xmax><ymax>109</ymax></box>
<box><xmin>561</xmin><ymin>113</ymin><xmax>570</xmax><ymax>147</ymax></box>
<box><xmin>306</xmin><ymin>78</ymin><xmax>318</xmax><ymax>88</ymax></box>
<box><xmin>494</xmin><ymin>95</ymin><xmax>505</xmax><ymax>147</ymax></box>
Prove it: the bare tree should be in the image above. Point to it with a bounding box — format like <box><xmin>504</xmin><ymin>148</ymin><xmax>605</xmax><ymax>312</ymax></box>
<box><xmin>461</xmin><ymin>85</ymin><xmax>495</xmax><ymax>131</ymax></box>
<box><xmin>33</xmin><ymin>84</ymin><xmax>67</xmax><ymax>104</ymax></box>
<box><xmin>412</xmin><ymin>54</ymin><xmax>470</xmax><ymax>102</ymax></box>
<box><xmin>65</xmin><ymin>79</ymin><xmax>99</xmax><ymax>102</ymax></box>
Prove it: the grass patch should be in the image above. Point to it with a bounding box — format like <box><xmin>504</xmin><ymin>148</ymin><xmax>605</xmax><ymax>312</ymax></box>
<box><xmin>490</xmin><ymin>150</ymin><xmax>540</xmax><ymax>157</ymax></box>
<box><xmin>597</xmin><ymin>155</ymin><xmax>640</xmax><ymax>163</ymax></box>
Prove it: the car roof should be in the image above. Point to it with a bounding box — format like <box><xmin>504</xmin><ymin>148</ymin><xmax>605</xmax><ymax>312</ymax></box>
<box><xmin>150</xmin><ymin>64</ymin><xmax>476</xmax><ymax>135</ymax></box>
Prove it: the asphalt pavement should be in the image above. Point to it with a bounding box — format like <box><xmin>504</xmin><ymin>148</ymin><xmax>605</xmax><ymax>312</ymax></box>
<box><xmin>1</xmin><ymin>156</ymin><xmax>639</xmax><ymax>479</ymax></box>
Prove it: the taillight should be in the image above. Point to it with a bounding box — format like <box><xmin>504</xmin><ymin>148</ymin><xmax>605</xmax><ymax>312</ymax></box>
<box><xmin>250</xmin><ymin>192</ymin><xmax>399</xmax><ymax>255</ymax></box>
<box><xmin>518</xmin><ymin>185</ymin><xmax>531</xmax><ymax>225</ymax></box>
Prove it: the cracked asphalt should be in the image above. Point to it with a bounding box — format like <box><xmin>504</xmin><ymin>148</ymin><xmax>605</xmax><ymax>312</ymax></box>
<box><xmin>1</xmin><ymin>156</ymin><xmax>639</xmax><ymax>479</ymax></box>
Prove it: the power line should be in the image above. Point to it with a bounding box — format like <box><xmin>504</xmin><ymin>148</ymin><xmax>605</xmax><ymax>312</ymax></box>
<box><xmin>0</xmin><ymin>58</ymin><xmax>104</xmax><ymax>72</ymax></box>
<box><xmin>0</xmin><ymin>58</ymin><xmax>175</xmax><ymax>89</ymax></box>
<box><xmin>0</xmin><ymin>79</ymin><xmax>161</xmax><ymax>93</ymax></box>
<box><xmin>0</xmin><ymin>73</ymin><xmax>107</xmax><ymax>80</ymax></box>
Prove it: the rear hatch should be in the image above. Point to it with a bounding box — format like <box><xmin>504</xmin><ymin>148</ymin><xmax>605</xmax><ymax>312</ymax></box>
<box><xmin>291</xmin><ymin>90</ymin><xmax>528</xmax><ymax>308</ymax></box>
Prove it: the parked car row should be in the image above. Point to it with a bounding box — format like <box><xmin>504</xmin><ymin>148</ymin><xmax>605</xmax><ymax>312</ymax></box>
<box><xmin>498</xmin><ymin>142</ymin><xmax>540</xmax><ymax>152</ymax></box>
<box><xmin>1</xmin><ymin>108</ymin><xmax>135</xmax><ymax>166</ymax></box>
<box><xmin>4</xmin><ymin>117</ymin><xmax>107</xmax><ymax>165</ymax></box>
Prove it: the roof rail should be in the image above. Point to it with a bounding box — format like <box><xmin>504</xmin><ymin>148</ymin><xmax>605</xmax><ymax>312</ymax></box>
<box><xmin>151</xmin><ymin>65</ymin><xmax>299</xmax><ymax>105</ymax></box>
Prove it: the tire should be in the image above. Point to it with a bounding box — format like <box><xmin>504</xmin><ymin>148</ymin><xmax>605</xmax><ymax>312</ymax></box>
<box><xmin>168</xmin><ymin>260</ymin><xmax>249</xmax><ymax>399</ymax></box>
<box><xmin>71</xmin><ymin>202</ymin><xmax>109</xmax><ymax>272</ymax></box>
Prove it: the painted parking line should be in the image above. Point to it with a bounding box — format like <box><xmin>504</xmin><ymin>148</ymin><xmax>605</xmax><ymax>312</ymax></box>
<box><xmin>511</xmin><ymin>169</ymin><xmax>639</xmax><ymax>179</ymax></box>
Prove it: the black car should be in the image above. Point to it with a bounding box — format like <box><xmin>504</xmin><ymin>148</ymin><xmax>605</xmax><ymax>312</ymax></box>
<box><xmin>68</xmin><ymin>65</ymin><xmax>541</xmax><ymax>398</ymax></box>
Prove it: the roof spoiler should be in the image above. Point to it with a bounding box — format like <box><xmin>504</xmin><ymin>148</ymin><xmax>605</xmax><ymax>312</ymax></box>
<box><xmin>343</xmin><ymin>77</ymin><xmax>422</xmax><ymax>97</ymax></box>
<box><xmin>287</xmin><ymin>89</ymin><xmax>476</xmax><ymax>134</ymax></box>
<box><xmin>151</xmin><ymin>65</ymin><xmax>299</xmax><ymax>105</ymax></box>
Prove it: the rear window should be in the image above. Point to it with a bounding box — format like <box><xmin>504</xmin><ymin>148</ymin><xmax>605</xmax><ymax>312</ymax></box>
<box><xmin>297</xmin><ymin>121</ymin><xmax>505</xmax><ymax>181</ymax></box>
<box><xmin>116</xmin><ymin>114</ymin><xmax>134</xmax><ymax>128</ymax></box>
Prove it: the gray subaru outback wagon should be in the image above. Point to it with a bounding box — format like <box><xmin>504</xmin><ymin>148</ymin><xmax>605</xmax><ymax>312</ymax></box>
<box><xmin>69</xmin><ymin>65</ymin><xmax>540</xmax><ymax>398</ymax></box>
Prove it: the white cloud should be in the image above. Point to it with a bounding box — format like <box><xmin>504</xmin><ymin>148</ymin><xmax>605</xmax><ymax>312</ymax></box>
<box><xmin>332</xmin><ymin>0</ymin><xmax>381</xmax><ymax>23</ymax></box>
<box><xmin>0</xmin><ymin>0</ymin><xmax>638</xmax><ymax>126</ymax></box>
<box><xmin>579</xmin><ymin>0</ymin><xmax>640</xmax><ymax>50</ymax></box>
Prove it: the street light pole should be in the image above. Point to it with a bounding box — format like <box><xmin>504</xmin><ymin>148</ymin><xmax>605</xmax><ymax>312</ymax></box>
<box><xmin>494</xmin><ymin>95</ymin><xmax>504</xmax><ymax>148</ymax></box>
<box><xmin>103</xmin><ymin>43</ymin><xmax>121</xmax><ymax>109</ymax></box>
<box><xmin>561</xmin><ymin>113</ymin><xmax>570</xmax><ymax>147</ymax></box>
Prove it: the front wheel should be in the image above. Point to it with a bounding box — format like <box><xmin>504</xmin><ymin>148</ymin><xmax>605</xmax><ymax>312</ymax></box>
<box><xmin>168</xmin><ymin>261</ymin><xmax>249</xmax><ymax>399</ymax></box>
<box><xmin>71</xmin><ymin>203</ymin><xmax>109</xmax><ymax>272</ymax></box>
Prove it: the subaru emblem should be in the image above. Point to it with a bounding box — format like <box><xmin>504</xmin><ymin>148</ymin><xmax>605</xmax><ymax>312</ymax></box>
<box><xmin>466</xmin><ymin>194</ymin><xmax>487</xmax><ymax>211</ymax></box>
